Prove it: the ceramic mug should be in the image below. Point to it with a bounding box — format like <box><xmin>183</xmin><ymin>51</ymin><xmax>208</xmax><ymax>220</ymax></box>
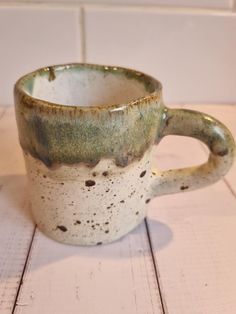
<box><xmin>14</xmin><ymin>63</ymin><xmax>235</xmax><ymax>246</ymax></box>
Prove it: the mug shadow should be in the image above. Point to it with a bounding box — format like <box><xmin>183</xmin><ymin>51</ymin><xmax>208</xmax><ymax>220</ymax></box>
<box><xmin>27</xmin><ymin>218</ymin><xmax>173</xmax><ymax>272</ymax></box>
<box><xmin>0</xmin><ymin>174</ymin><xmax>173</xmax><ymax>276</ymax></box>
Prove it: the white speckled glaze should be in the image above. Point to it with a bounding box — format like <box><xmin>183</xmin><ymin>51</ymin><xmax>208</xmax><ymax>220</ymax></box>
<box><xmin>15</xmin><ymin>63</ymin><xmax>235</xmax><ymax>246</ymax></box>
<box><xmin>24</xmin><ymin>150</ymin><xmax>153</xmax><ymax>245</ymax></box>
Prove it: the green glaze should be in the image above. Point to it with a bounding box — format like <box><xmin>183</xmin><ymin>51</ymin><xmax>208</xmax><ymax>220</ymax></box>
<box><xmin>14</xmin><ymin>63</ymin><xmax>236</xmax><ymax>246</ymax></box>
<box><xmin>14</xmin><ymin>63</ymin><xmax>164</xmax><ymax>167</ymax></box>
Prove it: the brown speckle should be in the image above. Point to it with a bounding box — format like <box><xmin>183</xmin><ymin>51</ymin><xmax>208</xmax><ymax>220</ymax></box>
<box><xmin>120</xmin><ymin>200</ymin><xmax>125</xmax><ymax>203</ymax></box>
<box><xmin>85</xmin><ymin>180</ymin><xmax>96</xmax><ymax>187</ymax></box>
<box><xmin>165</xmin><ymin>115</ymin><xmax>173</xmax><ymax>127</ymax></box>
<box><xmin>105</xmin><ymin>222</ymin><xmax>109</xmax><ymax>225</ymax></box>
<box><xmin>180</xmin><ymin>185</ymin><xmax>189</xmax><ymax>190</ymax></box>
<box><xmin>105</xmin><ymin>230</ymin><xmax>109</xmax><ymax>234</ymax></box>
<box><xmin>136</xmin><ymin>211</ymin><xmax>139</xmax><ymax>215</ymax></box>
<box><xmin>97</xmin><ymin>242</ymin><xmax>102</xmax><ymax>245</ymax></box>
<box><xmin>48</xmin><ymin>66</ymin><xmax>56</xmax><ymax>81</ymax></box>
<box><xmin>87</xmin><ymin>220</ymin><xmax>90</xmax><ymax>223</ymax></box>
<box><xmin>93</xmin><ymin>213</ymin><xmax>96</xmax><ymax>216</ymax></box>
<box><xmin>41</xmin><ymin>196</ymin><xmax>45</xmax><ymax>199</ymax></box>
<box><xmin>216</xmin><ymin>148</ymin><xmax>229</xmax><ymax>156</ymax></box>
<box><xmin>140</xmin><ymin>170</ymin><xmax>147</xmax><ymax>178</ymax></box>
<box><xmin>140</xmin><ymin>195</ymin><xmax>143</xmax><ymax>198</ymax></box>
<box><xmin>43</xmin><ymin>175</ymin><xmax>47</xmax><ymax>178</ymax></box>
<box><xmin>102</xmin><ymin>171</ymin><xmax>109</xmax><ymax>176</ymax></box>
<box><xmin>145</xmin><ymin>199</ymin><xmax>151</xmax><ymax>204</ymax></box>
<box><xmin>74</xmin><ymin>220</ymin><xmax>81</xmax><ymax>225</ymax></box>
<box><xmin>92</xmin><ymin>172</ymin><xmax>97</xmax><ymax>177</ymax></box>
<box><xmin>106</xmin><ymin>189</ymin><xmax>110</xmax><ymax>193</ymax></box>
<box><xmin>57</xmin><ymin>225</ymin><xmax>67</xmax><ymax>232</ymax></box>
<box><xmin>61</xmin><ymin>182</ymin><xmax>64</xmax><ymax>185</ymax></box>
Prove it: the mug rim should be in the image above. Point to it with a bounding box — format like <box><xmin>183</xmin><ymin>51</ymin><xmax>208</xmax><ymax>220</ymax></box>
<box><xmin>14</xmin><ymin>63</ymin><xmax>162</xmax><ymax>111</ymax></box>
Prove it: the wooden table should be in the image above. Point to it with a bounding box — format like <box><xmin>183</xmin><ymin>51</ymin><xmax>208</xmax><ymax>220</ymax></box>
<box><xmin>0</xmin><ymin>104</ymin><xmax>236</xmax><ymax>314</ymax></box>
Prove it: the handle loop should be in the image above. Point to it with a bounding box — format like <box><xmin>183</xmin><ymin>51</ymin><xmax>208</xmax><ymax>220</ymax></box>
<box><xmin>150</xmin><ymin>108</ymin><xmax>235</xmax><ymax>197</ymax></box>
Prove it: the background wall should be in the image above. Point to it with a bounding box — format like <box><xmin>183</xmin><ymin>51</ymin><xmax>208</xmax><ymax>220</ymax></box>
<box><xmin>1</xmin><ymin>0</ymin><xmax>236</xmax><ymax>105</ymax></box>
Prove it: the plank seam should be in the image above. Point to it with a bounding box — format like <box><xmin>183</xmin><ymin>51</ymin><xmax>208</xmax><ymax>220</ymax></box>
<box><xmin>0</xmin><ymin>107</ymin><xmax>7</xmax><ymax>120</ymax></box>
<box><xmin>12</xmin><ymin>226</ymin><xmax>37</xmax><ymax>314</ymax></box>
<box><xmin>223</xmin><ymin>178</ymin><xmax>236</xmax><ymax>199</ymax></box>
<box><xmin>144</xmin><ymin>218</ymin><xmax>167</xmax><ymax>314</ymax></box>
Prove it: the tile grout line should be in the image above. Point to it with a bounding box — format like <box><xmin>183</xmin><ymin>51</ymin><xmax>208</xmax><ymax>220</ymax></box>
<box><xmin>80</xmin><ymin>5</ymin><xmax>86</xmax><ymax>63</ymax></box>
<box><xmin>12</xmin><ymin>226</ymin><xmax>37</xmax><ymax>314</ymax></box>
<box><xmin>0</xmin><ymin>2</ymin><xmax>233</xmax><ymax>16</ymax></box>
<box><xmin>231</xmin><ymin>0</ymin><xmax>236</xmax><ymax>11</ymax></box>
<box><xmin>144</xmin><ymin>218</ymin><xmax>168</xmax><ymax>314</ymax></box>
<box><xmin>75</xmin><ymin>6</ymin><xmax>82</xmax><ymax>62</ymax></box>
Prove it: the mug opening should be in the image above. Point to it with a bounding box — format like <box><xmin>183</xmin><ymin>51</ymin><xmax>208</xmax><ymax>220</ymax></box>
<box><xmin>17</xmin><ymin>64</ymin><xmax>161</xmax><ymax>108</ymax></box>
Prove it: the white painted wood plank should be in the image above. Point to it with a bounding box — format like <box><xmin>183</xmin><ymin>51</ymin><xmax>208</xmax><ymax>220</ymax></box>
<box><xmin>147</xmin><ymin>105</ymin><xmax>236</xmax><ymax>313</ymax></box>
<box><xmin>148</xmin><ymin>183</ymin><xmax>236</xmax><ymax>314</ymax></box>
<box><xmin>184</xmin><ymin>104</ymin><xmax>236</xmax><ymax>195</ymax></box>
<box><xmin>0</xmin><ymin>106</ymin><xmax>35</xmax><ymax>313</ymax></box>
<box><xmin>15</xmin><ymin>224</ymin><xmax>163</xmax><ymax>314</ymax></box>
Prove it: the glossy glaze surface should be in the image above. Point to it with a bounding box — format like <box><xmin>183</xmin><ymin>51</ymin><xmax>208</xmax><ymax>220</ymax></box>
<box><xmin>25</xmin><ymin>149</ymin><xmax>152</xmax><ymax>245</ymax></box>
<box><xmin>14</xmin><ymin>64</ymin><xmax>164</xmax><ymax>167</ymax></box>
<box><xmin>14</xmin><ymin>63</ymin><xmax>235</xmax><ymax>245</ymax></box>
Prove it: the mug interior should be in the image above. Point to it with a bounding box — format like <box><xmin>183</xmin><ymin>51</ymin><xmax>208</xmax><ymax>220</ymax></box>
<box><xmin>20</xmin><ymin>64</ymin><xmax>158</xmax><ymax>107</ymax></box>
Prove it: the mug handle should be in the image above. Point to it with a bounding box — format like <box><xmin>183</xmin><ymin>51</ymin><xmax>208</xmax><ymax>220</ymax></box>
<box><xmin>149</xmin><ymin>107</ymin><xmax>235</xmax><ymax>198</ymax></box>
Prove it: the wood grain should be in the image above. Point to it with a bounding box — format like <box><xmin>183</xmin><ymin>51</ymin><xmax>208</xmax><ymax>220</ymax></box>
<box><xmin>0</xmin><ymin>107</ymin><xmax>35</xmax><ymax>314</ymax></box>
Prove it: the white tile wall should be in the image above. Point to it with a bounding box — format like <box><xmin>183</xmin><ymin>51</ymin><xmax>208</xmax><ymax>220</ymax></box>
<box><xmin>0</xmin><ymin>6</ymin><xmax>81</xmax><ymax>105</ymax></box>
<box><xmin>85</xmin><ymin>6</ymin><xmax>236</xmax><ymax>103</ymax></box>
<box><xmin>1</xmin><ymin>2</ymin><xmax>236</xmax><ymax>105</ymax></box>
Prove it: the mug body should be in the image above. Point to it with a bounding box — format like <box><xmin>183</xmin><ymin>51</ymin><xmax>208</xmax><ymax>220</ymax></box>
<box><xmin>14</xmin><ymin>64</ymin><xmax>164</xmax><ymax>245</ymax></box>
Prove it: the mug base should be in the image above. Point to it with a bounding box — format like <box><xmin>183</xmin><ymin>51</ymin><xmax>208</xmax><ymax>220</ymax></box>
<box><xmin>35</xmin><ymin>216</ymin><xmax>145</xmax><ymax>246</ymax></box>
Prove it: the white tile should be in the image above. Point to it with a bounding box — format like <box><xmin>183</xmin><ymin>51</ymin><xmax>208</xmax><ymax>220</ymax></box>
<box><xmin>0</xmin><ymin>6</ymin><xmax>81</xmax><ymax>106</ymax></box>
<box><xmin>85</xmin><ymin>6</ymin><xmax>236</xmax><ymax>103</ymax></box>
<box><xmin>2</xmin><ymin>0</ymin><xmax>233</xmax><ymax>10</ymax></box>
